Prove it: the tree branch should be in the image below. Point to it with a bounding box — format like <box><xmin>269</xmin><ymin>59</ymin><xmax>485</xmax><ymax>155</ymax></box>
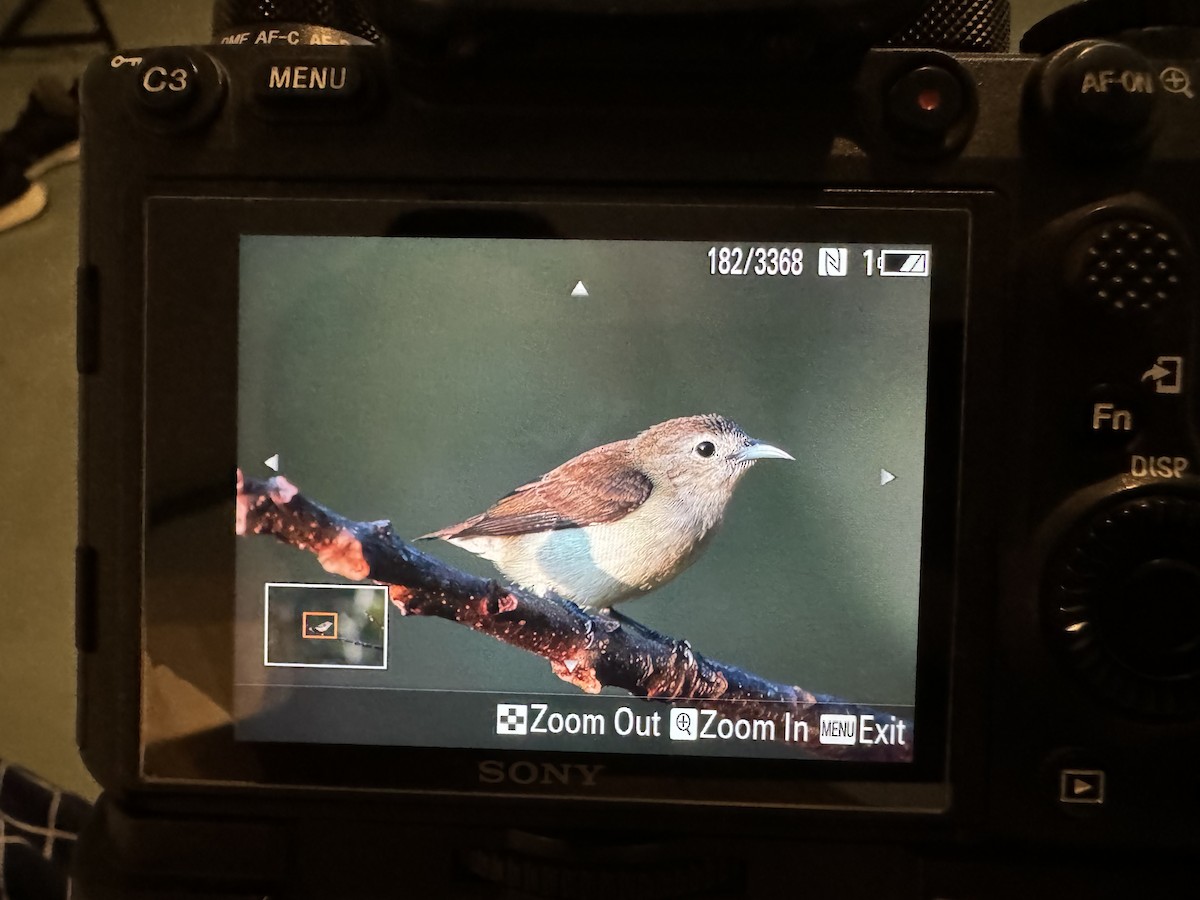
<box><xmin>237</xmin><ymin>471</ymin><xmax>913</xmax><ymax>762</ymax></box>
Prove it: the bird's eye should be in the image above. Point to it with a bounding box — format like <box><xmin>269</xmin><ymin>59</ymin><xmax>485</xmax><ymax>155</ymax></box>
<box><xmin>695</xmin><ymin>441</ymin><xmax>716</xmax><ymax>458</ymax></box>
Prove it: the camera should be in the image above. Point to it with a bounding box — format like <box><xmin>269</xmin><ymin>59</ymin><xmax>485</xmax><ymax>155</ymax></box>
<box><xmin>73</xmin><ymin>0</ymin><xmax>1200</xmax><ymax>896</ymax></box>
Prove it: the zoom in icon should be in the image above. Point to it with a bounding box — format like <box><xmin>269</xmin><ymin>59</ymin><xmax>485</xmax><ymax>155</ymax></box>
<box><xmin>670</xmin><ymin>708</ymin><xmax>699</xmax><ymax>741</ymax></box>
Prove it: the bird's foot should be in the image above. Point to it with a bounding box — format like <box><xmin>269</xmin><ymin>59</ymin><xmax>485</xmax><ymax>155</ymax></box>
<box><xmin>592</xmin><ymin>608</ymin><xmax>622</xmax><ymax>634</ymax></box>
<box><xmin>608</xmin><ymin>609</ymin><xmax>670</xmax><ymax>643</ymax></box>
<box><xmin>577</xmin><ymin>615</ymin><xmax>600</xmax><ymax>649</ymax></box>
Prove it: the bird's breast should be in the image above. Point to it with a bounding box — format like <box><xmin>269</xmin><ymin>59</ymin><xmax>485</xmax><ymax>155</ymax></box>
<box><xmin>449</xmin><ymin>492</ymin><xmax>718</xmax><ymax>608</ymax></box>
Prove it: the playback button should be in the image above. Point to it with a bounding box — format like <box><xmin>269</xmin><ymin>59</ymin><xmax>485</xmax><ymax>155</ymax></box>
<box><xmin>1060</xmin><ymin>768</ymin><xmax>1106</xmax><ymax>806</ymax></box>
<box><xmin>1043</xmin><ymin>750</ymin><xmax>1110</xmax><ymax>817</ymax></box>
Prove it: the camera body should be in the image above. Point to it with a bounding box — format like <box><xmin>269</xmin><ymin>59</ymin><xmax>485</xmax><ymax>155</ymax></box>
<box><xmin>74</xmin><ymin>3</ymin><xmax>1200</xmax><ymax>896</ymax></box>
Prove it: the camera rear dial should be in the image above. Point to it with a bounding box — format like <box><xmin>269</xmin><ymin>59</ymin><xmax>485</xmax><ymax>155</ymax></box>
<box><xmin>1046</xmin><ymin>494</ymin><xmax>1200</xmax><ymax>718</ymax></box>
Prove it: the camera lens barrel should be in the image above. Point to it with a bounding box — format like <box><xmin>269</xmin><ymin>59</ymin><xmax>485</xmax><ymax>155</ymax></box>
<box><xmin>212</xmin><ymin>0</ymin><xmax>384</xmax><ymax>44</ymax></box>
<box><xmin>213</xmin><ymin>1</ymin><xmax>1012</xmax><ymax>57</ymax></box>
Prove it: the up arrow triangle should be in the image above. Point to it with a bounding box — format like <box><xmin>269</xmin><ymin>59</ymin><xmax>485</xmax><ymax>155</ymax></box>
<box><xmin>571</xmin><ymin>281</ymin><xmax>589</xmax><ymax>298</ymax></box>
<box><xmin>880</xmin><ymin>469</ymin><xmax>896</xmax><ymax>486</ymax></box>
<box><xmin>265</xmin><ymin>454</ymin><xmax>280</xmax><ymax>472</ymax></box>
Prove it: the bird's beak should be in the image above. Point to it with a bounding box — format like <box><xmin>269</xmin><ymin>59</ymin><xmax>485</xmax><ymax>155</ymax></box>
<box><xmin>732</xmin><ymin>439</ymin><xmax>795</xmax><ymax>463</ymax></box>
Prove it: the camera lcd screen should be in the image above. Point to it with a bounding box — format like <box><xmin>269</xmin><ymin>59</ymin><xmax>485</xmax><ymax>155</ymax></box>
<box><xmin>232</xmin><ymin>235</ymin><xmax>935</xmax><ymax>764</ymax></box>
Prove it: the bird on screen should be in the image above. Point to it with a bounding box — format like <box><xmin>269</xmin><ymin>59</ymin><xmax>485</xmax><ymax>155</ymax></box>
<box><xmin>421</xmin><ymin>414</ymin><xmax>794</xmax><ymax>611</ymax></box>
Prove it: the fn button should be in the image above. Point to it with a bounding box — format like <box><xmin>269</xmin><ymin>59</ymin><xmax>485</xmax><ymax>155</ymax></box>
<box><xmin>1091</xmin><ymin>402</ymin><xmax>1133</xmax><ymax>432</ymax></box>
<box><xmin>1083</xmin><ymin>385</ymin><xmax>1141</xmax><ymax>448</ymax></box>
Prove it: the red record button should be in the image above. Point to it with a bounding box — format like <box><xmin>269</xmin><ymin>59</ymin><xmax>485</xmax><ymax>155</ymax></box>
<box><xmin>887</xmin><ymin>65</ymin><xmax>967</xmax><ymax>137</ymax></box>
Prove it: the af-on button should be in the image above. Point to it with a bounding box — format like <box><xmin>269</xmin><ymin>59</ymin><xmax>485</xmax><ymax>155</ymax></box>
<box><xmin>1037</xmin><ymin>40</ymin><xmax>1160</xmax><ymax>153</ymax></box>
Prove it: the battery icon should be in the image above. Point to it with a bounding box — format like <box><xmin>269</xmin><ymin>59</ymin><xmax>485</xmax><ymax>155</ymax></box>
<box><xmin>879</xmin><ymin>250</ymin><xmax>931</xmax><ymax>277</ymax></box>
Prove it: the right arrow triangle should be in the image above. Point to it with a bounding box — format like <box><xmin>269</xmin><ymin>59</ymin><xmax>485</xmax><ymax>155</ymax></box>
<box><xmin>880</xmin><ymin>469</ymin><xmax>896</xmax><ymax>486</ymax></box>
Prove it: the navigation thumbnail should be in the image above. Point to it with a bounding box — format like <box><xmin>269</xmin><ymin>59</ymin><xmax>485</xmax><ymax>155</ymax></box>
<box><xmin>264</xmin><ymin>582</ymin><xmax>388</xmax><ymax>669</ymax></box>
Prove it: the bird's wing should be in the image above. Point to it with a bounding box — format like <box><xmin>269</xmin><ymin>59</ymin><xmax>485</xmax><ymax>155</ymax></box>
<box><xmin>428</xmin><ymin>441</ymin><xmax>652</xmax><ymax>539</ymax></box>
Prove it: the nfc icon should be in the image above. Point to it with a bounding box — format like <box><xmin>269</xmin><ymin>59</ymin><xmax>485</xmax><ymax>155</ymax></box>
<box><xmin>818</xmin><ymin>247</ymin><xmax>849</xmax><ymax>277</ymax></box>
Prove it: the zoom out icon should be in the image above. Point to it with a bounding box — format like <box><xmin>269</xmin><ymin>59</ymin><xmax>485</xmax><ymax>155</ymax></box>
<box><xmin>670</xmin><ymin>708</ymin><xmax>699</xmax><ymax>741</ymax></box>
<box><xmin>496</xmin><ymin>703</ymin><xmax>529</xmax><ymax>735</ymax></box>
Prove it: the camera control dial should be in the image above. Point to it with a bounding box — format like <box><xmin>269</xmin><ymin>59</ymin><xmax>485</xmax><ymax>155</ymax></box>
<box><xmin>1046</xmin><ymin>494</ymin><xmax>1200</xmax><ymax>717</ymax></box>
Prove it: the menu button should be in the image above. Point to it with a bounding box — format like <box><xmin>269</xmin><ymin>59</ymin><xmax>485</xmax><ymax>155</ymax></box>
<box><xmin>255</xmin><ymin>60</ymin><xmax>363</xmax><ymax>102</ymax></box>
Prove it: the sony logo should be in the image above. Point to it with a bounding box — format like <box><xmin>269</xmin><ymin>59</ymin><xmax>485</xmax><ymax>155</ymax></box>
<box><xmin>478</xmin><ymin>760</ymin><xmax>605</xmax><ymax>788</ymax></box>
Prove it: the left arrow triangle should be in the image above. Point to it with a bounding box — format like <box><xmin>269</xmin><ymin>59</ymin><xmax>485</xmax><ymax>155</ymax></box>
<box><xmin>265</xmin><ymin>454</ymin><xmax>280</xmax><ymax>471</ymax></box>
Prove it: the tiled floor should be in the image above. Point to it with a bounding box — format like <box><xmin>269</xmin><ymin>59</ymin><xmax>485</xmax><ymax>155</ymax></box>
<box><xmin>0</xmin><ymin>0</ymin><xmax>1067</xmax><ymax>801</ymax></box>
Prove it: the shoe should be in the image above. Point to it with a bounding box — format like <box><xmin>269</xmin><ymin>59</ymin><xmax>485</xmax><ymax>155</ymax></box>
<box><xmin>0</xmin><ymin>77</ymin><xmax>80</xmax><ymax>179</ymax></box>
<box><xmin>0</xmin><ymin>158</ymin><xmax>47</xmax><ymax>233</ymax></box>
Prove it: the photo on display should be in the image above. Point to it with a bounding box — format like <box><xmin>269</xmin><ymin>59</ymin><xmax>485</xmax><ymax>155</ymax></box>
<box><xmin>233</xmin><ymin>236</ymin><xmax>932</xmax><ymax>761</ymax></box>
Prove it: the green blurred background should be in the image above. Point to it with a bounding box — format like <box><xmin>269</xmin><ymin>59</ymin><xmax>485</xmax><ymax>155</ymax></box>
<box><xmin>235</xmin><ymin>237</ymin><xmax>930</xmax><ymax>714</ymax></box>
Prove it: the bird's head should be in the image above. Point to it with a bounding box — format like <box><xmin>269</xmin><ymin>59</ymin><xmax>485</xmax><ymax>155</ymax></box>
<box><xmin>633</xmin><ymin>414</ymin><xmax>794</xmax><ymax>511</ymax></box>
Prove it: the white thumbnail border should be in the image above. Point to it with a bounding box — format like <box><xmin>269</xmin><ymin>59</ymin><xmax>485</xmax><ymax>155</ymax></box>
<box><xmin>263</xmin><ymin>582</ymin><xmax>389</xmax><ymax>670</ymax></box>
